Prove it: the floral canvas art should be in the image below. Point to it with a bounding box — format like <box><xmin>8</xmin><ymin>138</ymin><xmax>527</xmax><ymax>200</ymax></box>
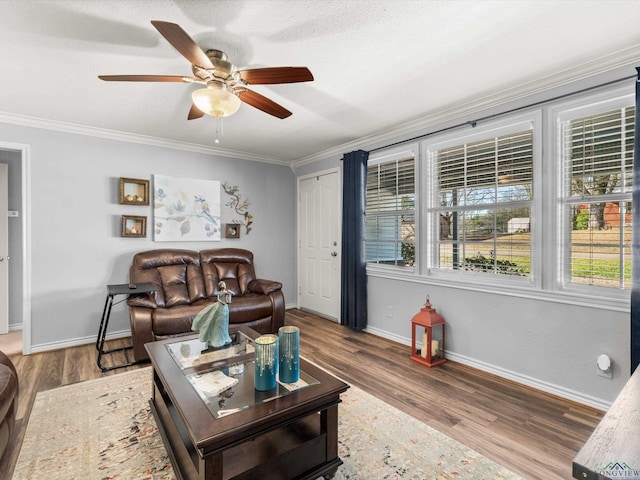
<box><xmin>154</xmin><ymin>174</ymin><xmax>221</xmax><ymax>241</ymax></box>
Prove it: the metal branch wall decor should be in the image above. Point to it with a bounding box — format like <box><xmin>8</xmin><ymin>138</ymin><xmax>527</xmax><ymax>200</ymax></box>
<box><xmin>222</xmin><ymin>181</ymin><xmax>253</xmax><ymax>235</ymax></box>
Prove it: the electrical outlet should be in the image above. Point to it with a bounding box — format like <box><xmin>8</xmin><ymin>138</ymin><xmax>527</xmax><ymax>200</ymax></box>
<box><xmin>596</xmin><ymin>365</ymin><xmax>613</xmax><ymax>379</ymax></box>
<box><xmin>386</xmin><ymin>306</ymin><xmax>393</xmax><ymax>318</ymax></box>
<box><xmin>596</xmin><ymin>354</ymin><xmax>613</xmax><ymax>379</ymax></box>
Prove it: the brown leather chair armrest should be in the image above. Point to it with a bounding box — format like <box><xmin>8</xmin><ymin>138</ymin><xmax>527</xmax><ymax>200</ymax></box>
<box><xmin>248</xmin><ymin>279</ymin><xmax>282</xmax><ymax>295</ymax></box>
<box><xmin>0</xmin><ymin>364</ymin><xmax>17</xmax><ymax>422</ymax></box>
<box><xmin>0</xmin><ymin>352</ymin><xmax>16</xmax><ymax>379</ymax></box>
<box><xmin>126</xmin><ymin>293</ymin><xmax>158</xmax><ymax>309</ymax></box>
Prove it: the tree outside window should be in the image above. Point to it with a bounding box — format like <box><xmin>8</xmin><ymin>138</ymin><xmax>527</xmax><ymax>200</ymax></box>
<box><xmin>432</xmin><ymin>130</ymin><xmax>533</xmax><ymax>276</ymax></box>
<box><xmin>562</xmin><ymin>106</ymin><xmax>634</xmax><ymax>289</ymax></box>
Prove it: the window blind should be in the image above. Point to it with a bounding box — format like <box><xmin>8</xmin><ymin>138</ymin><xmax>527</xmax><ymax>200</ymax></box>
<box><xmin>565</xmin><ymin>107</ymin><xmax>634</xmax><ymax>198</ymax></box>
<box><xmin>437</xmin><ymin>130</ymin><xmax>533</xmax><ymax>206</ymax></box>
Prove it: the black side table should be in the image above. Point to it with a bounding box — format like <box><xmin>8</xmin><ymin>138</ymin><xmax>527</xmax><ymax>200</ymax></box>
<box><xmin>96</xmin><ymin>283</ymin><xmax>157</xmax><ymax>371</ymax></box>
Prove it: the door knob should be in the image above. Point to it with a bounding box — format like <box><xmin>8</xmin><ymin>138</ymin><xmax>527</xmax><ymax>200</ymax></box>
<box><xmin>331</xmin><ymin>252</ymin><xmax>337</xmax><ymax>257</ymax></box>
<box><xmin>0</xmin><ymin>256</ymin><xmax>3</xmax><ymax>262</ymax></box>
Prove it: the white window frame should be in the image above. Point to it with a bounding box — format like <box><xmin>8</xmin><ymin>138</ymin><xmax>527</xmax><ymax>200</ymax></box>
<box><xmin>421</xmin><ymin>112</ymin><xmax>542</xmax><ymax>290</ymax></box>
<box><xmin>365</xmin><ymin>144</ymin><xmax>418</xmax><ymax>275</ymax></box>
<box><xmin>551</xmin><ymin>86</ymin><xmax>634</xmax><ymax>300</ymax></box>
<box><xmin>365</xmin><ymin>82</ymin><xmax>633</xmax><ymax>310</ymax></box>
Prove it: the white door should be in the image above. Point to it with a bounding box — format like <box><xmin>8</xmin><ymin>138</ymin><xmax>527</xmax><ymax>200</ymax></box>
<box><xmin>298</xmin><ymin>170</ymin><xmax>341</xmax><ymax>320</ymax></box>
<box><xmin>0</xmin><ymin>164</ymin><xmax>8</xmax><ymax>334</ymax></box>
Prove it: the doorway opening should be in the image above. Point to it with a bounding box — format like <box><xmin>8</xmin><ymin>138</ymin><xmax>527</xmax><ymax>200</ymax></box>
<box><xmin>0</xmin><ymin>142</ymin><xmax>31</xmax><ymax>355</ymax></box>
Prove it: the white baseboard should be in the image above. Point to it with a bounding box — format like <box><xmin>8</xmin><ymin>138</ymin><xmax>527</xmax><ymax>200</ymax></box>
<box><xmin>29</xmin><ymin>322</ymin><xmax>612</xmax><ymax>411</ymax></box>
<box><xmin>29</xmin><ymin>329</ymin><xmax>131</xmax><ymax>354</ymax></box>
<box><xmin>29</xmin><ymin>307</ymin><xmax>302</xmax><ymax>353</ymax></box>
<box><xmin>364</xmin><ymin>325</ymin><xmax>611</xmax><ymax>411</ymax></box>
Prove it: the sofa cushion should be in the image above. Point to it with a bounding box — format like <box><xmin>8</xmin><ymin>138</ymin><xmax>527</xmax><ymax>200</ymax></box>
<box><xmin>200</xmin><ymin>249</ymin><xmax>256</xmax><ymax>297</ymax></box>
<box><xmin>152</xmin><ymin>299</ymin><xmax>214</xmax><ymax>335</ymax></box>
<box><xmin>158</xmin><ymin>265</ymin><xmax>191</xmax><ymax>307</ymax></box>
<box><xmin>212</xmin><ymin>263</ymin><xmax>255</xmax><ymax>296</ymax></box>
<box><xmin>130</xmin><ymin>249</ymin><xmax>205</xmax><ymax>307</ymax></box>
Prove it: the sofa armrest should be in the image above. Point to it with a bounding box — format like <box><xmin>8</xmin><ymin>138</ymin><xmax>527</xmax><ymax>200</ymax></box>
<box><xmin>129</xmin><ymin>306</ymin><xmax>155</xmax><ymax>362</ymax></box>
<box><xmin>269</xmin><ymin>289</ymin><xmax>285</xmax><ymax>332</ymax></box>
<box><xmin>248</xmin><ymin>279</ymin><xmax>282</xmax><ymax>295</ymax></box>
<box><xmin>126</xmin><ymin>293</ymin><xmax>158</xmax><ymax>309</ymax></box>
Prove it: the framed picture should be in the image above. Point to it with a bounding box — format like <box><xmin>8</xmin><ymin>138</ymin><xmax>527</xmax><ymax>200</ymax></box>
<box><xmin>153</xmin><ymin>174</ymin><xmax>221</xmax><ymax>242</ymax></box>
<box><xmin>121</xmin><ymin>215</ymin><xmax>147</xmax><ymax>238</ymax></box>
<box><xmin>225</xmin><ymin>223</ymin><xmax>240</xmax><ymax>239</ymax></box>
<box><xmin>119</xmin><ymin>177</ymin><xmax>149</xmax><ymax>205</ymax></box>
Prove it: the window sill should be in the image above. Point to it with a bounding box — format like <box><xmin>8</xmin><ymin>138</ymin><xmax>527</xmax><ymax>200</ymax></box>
<box><xmin>366</xmin><ymin>264</ymin><xmax>630</xmax><ymax>312</ymax></box>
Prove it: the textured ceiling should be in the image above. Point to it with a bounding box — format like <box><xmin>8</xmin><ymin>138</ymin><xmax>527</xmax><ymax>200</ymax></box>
<box><xmin>0</xmin><ymin>0</ymin><xmax>639</xmax><ymax>165</ymax></box>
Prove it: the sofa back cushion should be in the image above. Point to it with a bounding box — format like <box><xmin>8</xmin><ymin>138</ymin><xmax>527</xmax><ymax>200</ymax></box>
<box><xmin>130</xmin><ymin>249</ymin><xmax>205</xmax><ymax>307</ymax></box>
<box><xmin>200</xmin><ymin>248</ymin><xmax>256</xmax><ymax>297</ymax></box>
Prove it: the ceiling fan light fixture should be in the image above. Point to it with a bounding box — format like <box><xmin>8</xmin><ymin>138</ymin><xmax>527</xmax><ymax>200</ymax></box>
<box><xmin>191</xmin><ymin>85</ymin><xmax>241</xmax><ymax>118</ymax></box>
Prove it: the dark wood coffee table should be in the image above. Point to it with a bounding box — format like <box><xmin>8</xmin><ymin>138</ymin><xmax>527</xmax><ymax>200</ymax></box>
<box><xmin>145</xmin><ymin>326</ymin><xmax>349</xmax><ymax>480</ymax></box>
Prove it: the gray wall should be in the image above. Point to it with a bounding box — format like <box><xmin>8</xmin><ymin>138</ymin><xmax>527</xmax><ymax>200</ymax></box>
<box><xmin>0</xmin><ymin>122</ymin><xmax>295</xmax><ymax>350</ymax></box>
<box><xmin>295</xmin><ymin>71</ymin><xmax>635</xmax><ymax>408</ymax></box>
<box><xmin>298</xmin><ymin>150</ymin><xmax>629</xmax><ymax>408</ymax></box>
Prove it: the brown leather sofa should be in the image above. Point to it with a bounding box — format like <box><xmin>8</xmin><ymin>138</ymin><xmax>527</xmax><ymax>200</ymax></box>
<box><xmin>0</xmin><ymin>350</ymin><xmax>18</xmax><ymax>465</ymax></box>
<box><xmin>127</xmin><ymin>248</ymin><xmax>285</xmax><ymax>361</ymax></box>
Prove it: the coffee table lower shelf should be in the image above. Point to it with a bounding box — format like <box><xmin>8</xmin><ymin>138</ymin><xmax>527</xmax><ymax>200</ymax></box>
<box><xmin>150</xmin><ymin>385</ymin><xmax>343</xmax><ymax>480</ymax></box>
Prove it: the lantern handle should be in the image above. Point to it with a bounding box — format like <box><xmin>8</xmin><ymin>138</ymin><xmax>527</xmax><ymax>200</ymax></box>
<box><xmin>423</xmin><ymin>295</ymin><xmax>433</xmax><ymax>310</ymax></box>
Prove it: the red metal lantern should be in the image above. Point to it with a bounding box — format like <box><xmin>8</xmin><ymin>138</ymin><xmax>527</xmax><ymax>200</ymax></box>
<box><xmin>410</xmin><ymin>296</ymin><xmax>446</xmax><ymax>367</ymax></box>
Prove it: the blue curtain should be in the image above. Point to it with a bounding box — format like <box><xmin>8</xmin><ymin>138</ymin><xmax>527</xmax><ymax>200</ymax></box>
<box><xmin>632</xmin><ymin>67</ymin><xmax>640</xmax><ymax>374</ymax></box>
<box><xmin>341</xmin><ymin>149</ymin><xmax>369</xmax><ymax>331</ymax></box>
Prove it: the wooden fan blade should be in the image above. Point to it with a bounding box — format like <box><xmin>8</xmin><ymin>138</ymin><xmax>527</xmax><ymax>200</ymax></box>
<box><xmin>98</xmin><ymin>75</ymin><xmax>189</xmax><ymax>82</ymax></box>
<box><xmin>238</xmin><ymin>89</ymin><xmax>292</xmax><ymax>119</ymax></box>
<box><xmin>239</xmin><ymin>67</ymin><xmax>314</xmax><ymax>85</ymax></box>
<box><xmin>188</xmin><ymin>104</ymin><xmax>205</xmax><ymax>120</ymax></box>
<box><xmin>150</xmin><ymin>20</ymin><xmax>214</xmax><ymax>69</ymax></box>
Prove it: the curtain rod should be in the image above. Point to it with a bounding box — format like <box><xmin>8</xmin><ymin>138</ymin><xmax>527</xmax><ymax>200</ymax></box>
<box><xmin>369</xmin><ymin>72</ymin><xmax>638</xmax><ymax>154</ymax></box>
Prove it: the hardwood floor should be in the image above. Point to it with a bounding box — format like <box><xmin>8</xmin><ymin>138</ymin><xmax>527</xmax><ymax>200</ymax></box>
<box><xmin>1</xmin><ymin>309</ymin><xmax>602</xmax><ymax>479</ymax></box>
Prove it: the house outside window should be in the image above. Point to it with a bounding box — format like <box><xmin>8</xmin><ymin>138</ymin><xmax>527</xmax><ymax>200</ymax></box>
<box><xmin>426</xmin><ymin>121</ymin><xmax>534</xmax><ymax>281</ymax></box>
<box><xmin>558</xmin><ymin>100</ymin><xmax>634</xmax><ymax>291</ymax></box>
<box><xmin>365</xmin><ymin>150</ymin><xmax>416</xmax><ymax>267</ymax></box>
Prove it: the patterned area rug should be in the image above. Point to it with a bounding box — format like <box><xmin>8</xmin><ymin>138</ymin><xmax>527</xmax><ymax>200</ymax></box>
<box><xmin>14</xmin><ymin>367</ymin><xmax>523</xmax><ymax>480</ymax></box>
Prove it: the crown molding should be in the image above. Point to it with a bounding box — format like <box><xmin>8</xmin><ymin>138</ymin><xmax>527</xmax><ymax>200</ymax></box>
<box><xmin>2</xmin><ymin>43</ymin><xmax>638</xmax><ymax>171</ymax></box>
<box><xmin>0</xmin><ymin>112</ymin><xmax>291</xmax><ymax>166</ymax></box>
<box><xmin>293</xmin><ymin>43</ymin><xmax>640</xmax><ymax>168</ymax></box>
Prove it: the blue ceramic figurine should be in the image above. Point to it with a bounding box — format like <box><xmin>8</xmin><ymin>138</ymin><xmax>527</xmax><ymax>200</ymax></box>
<box><xmin>192</xmin><ymin>281</ymin><xmax>233</xmax><ymax>347</ymax></box>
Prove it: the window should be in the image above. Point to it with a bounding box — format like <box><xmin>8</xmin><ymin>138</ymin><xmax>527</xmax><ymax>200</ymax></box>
<box><xmin>559</xmin><ymin>104</ymin><xmax>634</xmax><ymax>290</ymax></box>
<box><xmin>365</xmin><ymin>152</ymin><xmax>415</xmax><ymax>266</ymax></box>
<box><xmin>365</xmin><ymin>83</ymin><xmax>634</xmax><ymax>304</ymax></box>
<box><xmin>429</xmin><ymin>127</ymin><xmax>534</xmax><ymax>278</ymax></box>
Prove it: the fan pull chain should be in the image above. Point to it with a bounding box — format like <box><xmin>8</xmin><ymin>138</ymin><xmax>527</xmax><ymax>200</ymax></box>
<box><xmin>214</xmin><ymin>117</ymin><xmax>224</xmax><ymax>144</ymax></box>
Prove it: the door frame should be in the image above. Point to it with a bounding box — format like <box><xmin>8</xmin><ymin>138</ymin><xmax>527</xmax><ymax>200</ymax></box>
<box><xmin>0</xmin><ymin>141</ymin><xmax>31</xmax><ymax>355</ymax></box>
<box><xmin>296</xmin><ymin>166</ymin><xmax>342</xmax><ymax>320</ymax></box>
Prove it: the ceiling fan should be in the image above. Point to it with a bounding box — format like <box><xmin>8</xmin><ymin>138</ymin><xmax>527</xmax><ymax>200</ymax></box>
<box><xmin>99</xmin><ymin>20</ymin><xmax>314</xmax><ymax>121</ymax></box>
